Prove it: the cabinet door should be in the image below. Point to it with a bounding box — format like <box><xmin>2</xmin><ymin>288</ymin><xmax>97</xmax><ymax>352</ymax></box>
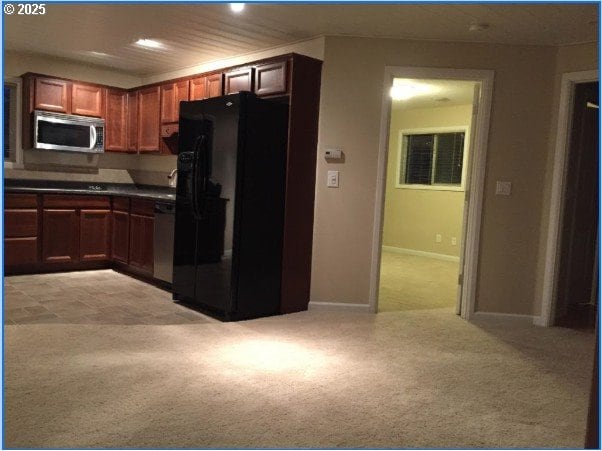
<box><xmin>127</xmin><ymin>91</ymin><xmax>138</xmax><ymax>151</ymax></box>
<box><xmin>5</xmin><ymin>238</ymin><xmax>38</xmax><ymax>267</ymax></box>
<box><xmin>190</xmin><ymin>76</ymin><xmax>208</xmax><ymax>101</ymax></box>
<box><xmin>207</xmin><ymin>73</ymin><xmax>223</xmax><ymax>98</ymax></box>
<box><xmin>190</xmin><ymin>75</ymin><xmax>222</xmax><ymax>100</ymax></box>
<box><xmin>224</xmin><ymin>68</ymin><xmax>253</xmax><ymax>95</ymax></box>
<box><xmin>254</xmin><ymin>60</ymin><xmax>288</xmax><ymax>96</ymax></box>
<box><xmin>42</xmin><ymin>209</ymin><xmax>79</xmax><ymax>263</ymax></box>
<box><xmin>72</xmin><ymin>83</ymin><xmax>105</xmax><ymax>117</ymax></box>
<box><xmin>34</xmin><ymin>77</ymin><xmax>70</xmax><ymax>113</ymax></box>
<box><xmin>129</xmin><ymin>213</ymin><xmax>154</xmax><ymax>273</ymax></box>
<box><xmin>161</xmin><ymin>80</ymin><xmax>190</xmax><ymax>123</ymax></box>
<box><xmin>80</xmin><ymin>209</ymin><xmax>111</xmax><ymax>262</ymax></box>
<box><xmin>105</xmin><ymin>89</ymin><xmax>128</xmax><ymax>151</ymax></box>
<box><xmin>112</xmin><ymin>210</ymin><xmax>129</xmax><ymax>264</ymax></box>
<box><xmin>137</xmin><ymin>87</ymin><xmax>160</xmax><ymax>153</ymax></box>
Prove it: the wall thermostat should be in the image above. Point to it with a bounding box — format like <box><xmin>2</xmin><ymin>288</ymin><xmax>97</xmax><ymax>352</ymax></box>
<box><xmin>325</xmin><ymin>148</ymin><xmax>342</xmax><ymax>160</ymax></box>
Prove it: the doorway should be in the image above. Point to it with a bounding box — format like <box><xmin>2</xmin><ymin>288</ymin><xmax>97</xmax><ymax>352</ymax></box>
<box><xmin>555</xmin><ymin>81</ymin><xmax>599</xmax><ymax>330</ymax></box>
<box><xmin>369</xmin><ymin>67</ymin><xmax>494</xmax><ymax>318</ymax></box>
<box><xmin>377</xmin><ymin>78</ymin><xmax>476</xmax><ymax>313</ymax></box>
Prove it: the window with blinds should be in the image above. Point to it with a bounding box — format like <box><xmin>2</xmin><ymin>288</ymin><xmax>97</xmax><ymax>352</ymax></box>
<box><xmin>399</xmin><ymin>131</ymin><xmax>465</xmax><ymax>187</ymax></box>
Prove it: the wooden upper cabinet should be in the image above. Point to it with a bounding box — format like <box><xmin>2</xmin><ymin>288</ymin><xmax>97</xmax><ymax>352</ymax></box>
<box><xmin>161</xmin><ymin>80</ymin><xmax>190</xmax><ymax>124</ymax></box>
<box><xmin>105</xmin><ymin>89</ymin><xmax>128</xmax><ymax>152</ymax></box>
<box><xmin>254</xmin><ymin>60</ymin><xmax>288</xmax><ymax>96</ymax></box>
<box><xmin>137</xmin><ymin>87</ymin><xmax>160</xmax><ymax>153</ymax></box>
<box><xmin>34</xmin><ymin>77</ymin><xmax>70</xmax><ymax>113</ymax></box>
<box><xmin>190</xmin><ymin>73</ymin><xmax>223</xmax><ymax>100</ymax></box>
<box><xmin>207</xmin><ymin>74</ymin><xmax>223</xmax><ymax>98</ymax></box>
<box><xmin>224</xmin><ymin>68</ymin><xmax>253</xmax><ymax>95</ymax></box>
<box><xmin>127</xmin><ymin>91</ymin><xmax>138</xmax><ymax>152</ymax></box>
<box><xmin>72</xmin><ymin>83</ymin><xmax>105</xmax><ymax>117</ymax></box>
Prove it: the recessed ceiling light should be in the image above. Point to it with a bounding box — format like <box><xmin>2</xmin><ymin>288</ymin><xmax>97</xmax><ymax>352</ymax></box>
<box><xmin>230</xmin><ymin>3</ymin><xmax>245</xmax><ymax>12</ymax></box>
<box><xmin>390</xmin><ymin>81</ymin><xmax>434</xmax><ymax>101</ymax></box>
<box><xmin>135</xmin><ymin>38</ymin><xmax>163</xmax><ymax>49</ymax></box>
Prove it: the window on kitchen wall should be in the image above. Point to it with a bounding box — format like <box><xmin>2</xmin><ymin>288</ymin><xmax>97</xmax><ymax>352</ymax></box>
<box><xmin>4</xmin><ymin>78</ymin><xmax>22</xmax><ymax>166</ymax></box>
<box><xmin>396</xmin><ymin>127</ymin><xmax>468</xmax><ymax>190</ymax></box>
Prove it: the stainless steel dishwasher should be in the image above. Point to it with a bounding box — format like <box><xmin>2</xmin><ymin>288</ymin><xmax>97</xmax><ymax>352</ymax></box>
<box><xmin>153</xmin><ymin>201</ymin><xmax>175</xmax><ymax>283</ymax></box>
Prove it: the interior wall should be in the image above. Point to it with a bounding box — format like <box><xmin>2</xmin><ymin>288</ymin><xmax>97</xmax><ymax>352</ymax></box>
<box><xmin>311</xmin><ymin>35</ymin><xmax>558</xmax><ymax>314</ymax></box>
<box><xmin>383</xmin><ymin>104</ymin><xmax>472</xmax><ymax>257</ymax></box>
<box><xmin>532</xmin><ymin>42</ymin><xmax>599</xmax><ymax>317</ymax></box>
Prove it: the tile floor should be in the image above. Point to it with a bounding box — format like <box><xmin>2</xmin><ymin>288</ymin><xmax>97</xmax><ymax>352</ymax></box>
<box><xmin>4</xmin><ymin>270</ymin><xmax>213</xmax><ymax>325</ymax></box>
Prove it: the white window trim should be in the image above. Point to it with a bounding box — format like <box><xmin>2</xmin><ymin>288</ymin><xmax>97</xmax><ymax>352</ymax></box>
<box><xmin>395</xmin><ymin>125</ymin><xmax>470</xmax><ymax>192</ymax></box>
<box><xmin>4</xmin><ymin>77</ymin><xmax>24</xmax><ymax>169</ymax></box>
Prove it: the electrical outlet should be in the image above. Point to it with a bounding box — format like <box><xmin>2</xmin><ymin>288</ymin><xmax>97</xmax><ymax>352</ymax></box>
<box><xmin>451</xmin><ymin>237</ymin><xmax>457</xmax><ymax>245</ymax></box>
<box><xmin>436</xmin><ymin>234</ymin><xmax>442</xmax><ymax>243</ymax></box>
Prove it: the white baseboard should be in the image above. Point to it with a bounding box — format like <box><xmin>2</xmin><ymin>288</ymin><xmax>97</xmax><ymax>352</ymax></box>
<box><xmin>308</xmin><ymin>301</ymin><xmax>372</xmax><ymax>312</ymax></box>
<box><xmin>532</xmin><ymin>315</ymin><xmax>551</xmax><ymax>327</ymax></box>
<box><xmin>472</xmin><ymin>311</ymin><xmax>534</xmax><ymax>322</ymax></box>
<box><xmin>382</xmin><ymin>246</ymin><xmax>460</xmax><ymax>262</ymax></box>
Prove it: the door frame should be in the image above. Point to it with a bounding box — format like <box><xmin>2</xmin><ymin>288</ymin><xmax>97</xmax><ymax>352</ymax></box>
<box><xmin>536</xmin><ymin>69</ymin><xmax>599</xmax><ymax>327</ymax></box>
<box><xmin>368</xmin><ymin>66</ymin><xmax>494</xmax><ymax>318</ymax></box>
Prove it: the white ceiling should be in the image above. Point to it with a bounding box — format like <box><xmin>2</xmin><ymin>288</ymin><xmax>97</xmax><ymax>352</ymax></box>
<box><xmin>5</xmin><ymin>3</ymin><xmax>598</xmax><ymax>76</ymax></box>
<box><xmin>392</xmin><ymin>78</ymin><xmax>476</xmax><ymax>110</ymax></box>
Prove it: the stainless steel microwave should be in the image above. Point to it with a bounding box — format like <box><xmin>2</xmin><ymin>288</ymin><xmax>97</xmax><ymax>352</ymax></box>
<box><xmin>33</xmin><ymin>110</ymin><xmax>105</xmax><ymax>153</ymax></box>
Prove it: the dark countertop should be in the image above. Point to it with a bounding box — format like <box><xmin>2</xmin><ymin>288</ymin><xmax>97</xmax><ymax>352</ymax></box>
<box><xmin>5</xmin><ymin>179</ymin><xmax>176</xmax><ymax>203</ymax></box>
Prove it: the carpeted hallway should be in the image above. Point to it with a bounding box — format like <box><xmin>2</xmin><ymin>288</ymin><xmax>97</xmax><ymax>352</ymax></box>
<box><xmin>4</xmin><ymin>270</ymin><xmax>595</xmax><ymax>448</ymax></box>
<box><xmin>378</xmin><ymin>251</ymin><xmax>459</xmax><ymax>312</ymax></box>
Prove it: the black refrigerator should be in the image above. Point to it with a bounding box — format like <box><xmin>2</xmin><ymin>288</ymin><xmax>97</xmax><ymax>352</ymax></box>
<box><xmin>172</xmin><ymin>92</ymin><xmax>289</xmax><ymax>321</ymax></box>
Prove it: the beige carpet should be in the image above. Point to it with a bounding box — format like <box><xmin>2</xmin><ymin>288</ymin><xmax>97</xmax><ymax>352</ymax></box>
<box><xmin>379</xmin><ymin>251</ymin><xmax>459</xmax><ymax>312</ymax></box>
<box><xmin>4</xmin><ymin>271</ymin><xmax>596</xmax><ymax>449</ymax></box>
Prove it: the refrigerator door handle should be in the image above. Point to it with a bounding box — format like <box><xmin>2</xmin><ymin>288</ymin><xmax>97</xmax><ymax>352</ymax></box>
<box><xmin>192</xmin><ymin>135</ymin><xmax>207</xmax><ymax>220</ymax></box>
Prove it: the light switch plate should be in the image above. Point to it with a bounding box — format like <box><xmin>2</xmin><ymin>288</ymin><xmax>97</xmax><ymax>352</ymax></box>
<box><xmin>327</xmin><ymin>170</ymin><xmax>339</xmax><ymax>188</ymax></box>
<box><xmin>495</xmin><ymin>181</ymin><xmax>512</xmax><ymax>196</ymax></box>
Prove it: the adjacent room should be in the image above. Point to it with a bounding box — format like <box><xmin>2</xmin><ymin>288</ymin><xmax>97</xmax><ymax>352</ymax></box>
<box><xmin>379</xmin><ymin>78</ymin><xmax>476</xmax><ymax>313</ymax></box>
<box><xmin>2</xmin><ymin>3</ymin><xmax>599</xmax><ymax>449</ymax></box>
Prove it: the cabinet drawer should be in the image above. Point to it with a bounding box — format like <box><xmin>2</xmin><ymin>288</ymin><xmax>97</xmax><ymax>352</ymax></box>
<box><xmin>5</xmin><ymin>210</ymin><xmax>38</xmax><ymax>238</ymax></box>
<box><xmin>43</xmin><ymin>194</ymin><xmax>110</xmax><ymax>209</ymax></box>
<box><xmin>112</xmin><ymin>196</ymin><xmax>130</xmax><ymax>212</ymax></box>
<box><xmin>5</xmin><ymin>237</ymin><xmax>38</xmax><ymax>266</ymax></box>
<box><xmin>5</xmin><ymin>193</ymin><xmax>38</xmax><ymax>209</ymax></box>
<box><xmin>130</xmin><ymin>198</ymin><xmax>155</xmax><ymax>216</ymax></box>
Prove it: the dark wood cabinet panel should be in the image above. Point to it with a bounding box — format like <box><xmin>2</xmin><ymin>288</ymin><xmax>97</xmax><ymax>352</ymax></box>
<box><xmin>5</xmin><ymin>210</ymin><xmax>38</xmax><ymax>238</ymax></box>
<box><xmin>112</xmin><ymin>196</ymin><xmax>130</xmax><ymax>212</ymax></box>
<box><xmin>5</xmin><ymin>193</ymin><xmax>38</xmax><ymax>209</ymax></box>
<box><xmin>42</xmin><ymin>209</ymin><xmax>79</xmax><ymax>263</ymax></box>
<box><xmin>161</xmin><ymin>80</ymin><xmax>189</xmax><ymax>124</ymax></box>
<box><xmin>224</xmin><ymin>68</ymin><xmax>253</xmax><ymax>95</ymax></box>
<box><xmin>207</xmin><ymin>74</ymin><xmax>223</xmax><ymax>98</ymax></box>
<box><xmin>137</xmin><ymin>87</ymin><xmax>161</xmax><ymax>153</ymax></box>
<box><xmin>130</xmin><ymin>198</ymin><xmax>155</xmax><ymax>216</ymax></box>
<box><xmin>34</xmin><ymin>77</ymin><xmax>70</xmax><ymax>113</ymax></box>
<box><xmin>112</xmin><ymin>210</ymin><xmax>129</xmax><ymax>264</ymax></box>
<box><xmin>105</xmin><ymin>89</ymin><xmax>128</xmax><ymax>151</ymax></box>
<box><xmin>43</xmin><ymin>194</ymin><xmax>110</xmax><ymax>209</ymax></box>
<box><xmin>80</xmin><ymin>209</ymin><xmax>111</xmax><ymax>262</ymax></box>
<box><xmin>129</xmin><ymin>213</ymin><xmax>154</xmax><ymax>273</ymax></box>
<box><xmin>72</xmin><ymin>83</ymin><xmax>104</xmax><ymax>117</ymax></box>
<box><xmin>5</xmin><ymin>238</ymin><xmax>38</xmax><ymax>266</ymax></box>
<box><xmin>127</xmin><ymin>91</ymin><xmax>139</xmax><ymax>152</ymax></box>
<box><xmin>254</xmin><ymin>60</ymin><xmax>288</xmax><ymax>96</ymax></box>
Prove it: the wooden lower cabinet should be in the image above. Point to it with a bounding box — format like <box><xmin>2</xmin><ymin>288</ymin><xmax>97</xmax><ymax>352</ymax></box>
<box><xmin>5</xmin><ymin>238</ymin><xmax>38</xmax><ymax>266</ymax></box>
<box><xmin>42</xmin><ymin>209</ymin><xmax>79</xmax><ymax>263</ymax></box>
<box><xmin>112</xmin><ymin>210</ymin><xmax>130</xmax><ymax>264</ymax></box>
<box><xmin>129</xmin><ymin>213</ymin><xmax>154</xmax><ymax>273</ymax></box>
<box><xmin>80</xmin><ymin>209</ymin><xmax>111</xmax><ymax>261</ymax></box>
